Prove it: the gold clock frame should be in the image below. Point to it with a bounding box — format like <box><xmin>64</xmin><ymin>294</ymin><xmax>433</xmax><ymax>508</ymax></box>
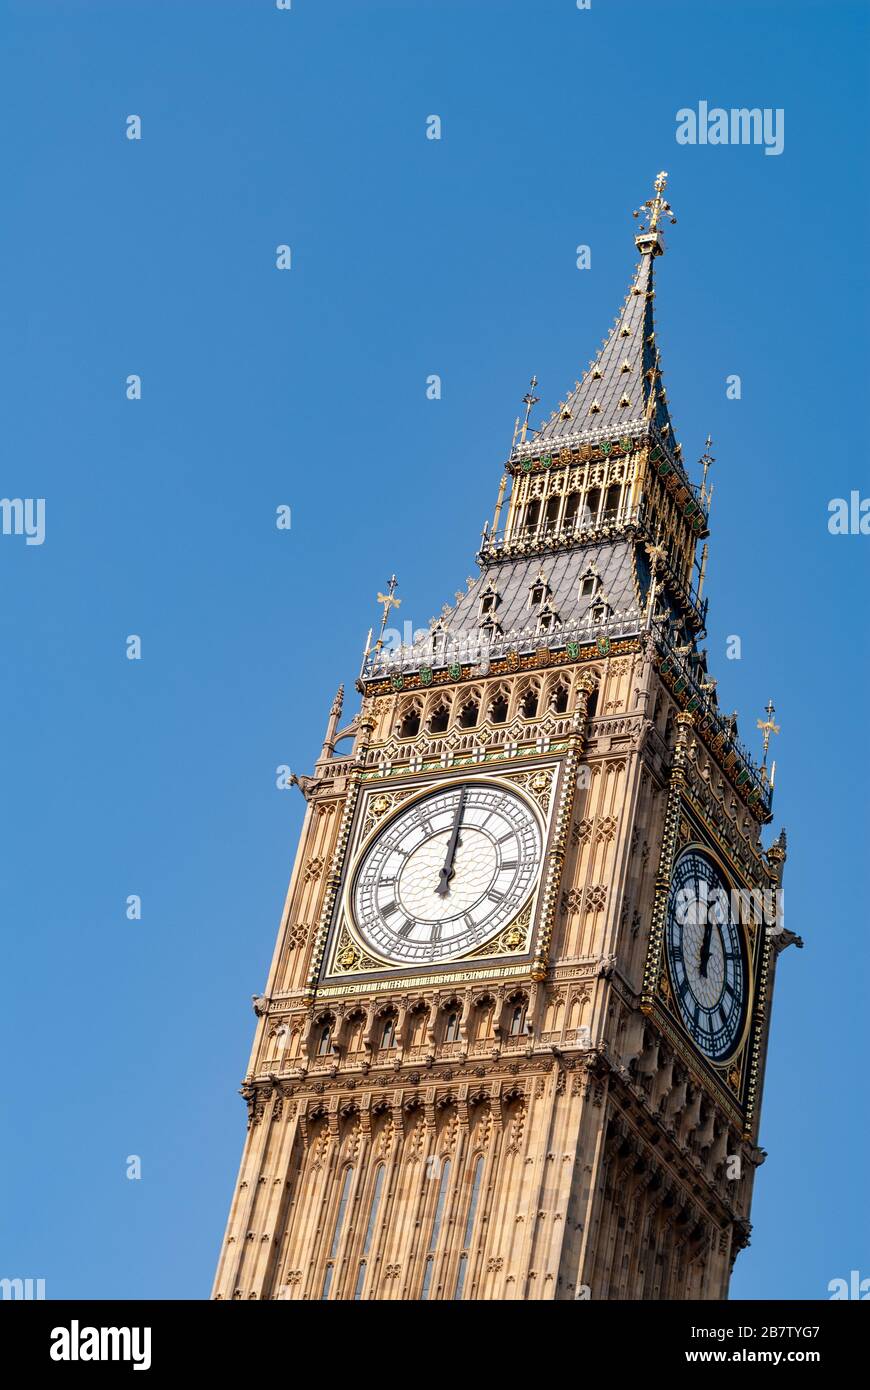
<box><xmin>320</xmin><ymin>765</ymin><xmax>558</xmax><ymax>988</ymax></box>
<box><xmin>642</xmin><ymin>787</ymin><xmax>774</xmax><ymax>1139</ymax></box>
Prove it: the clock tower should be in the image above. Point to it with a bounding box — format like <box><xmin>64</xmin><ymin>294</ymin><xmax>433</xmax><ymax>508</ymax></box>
<box><xmin>212</xmin><ymin>174</ymin><xmax>799</xmax><ymax>1302</ymax></box>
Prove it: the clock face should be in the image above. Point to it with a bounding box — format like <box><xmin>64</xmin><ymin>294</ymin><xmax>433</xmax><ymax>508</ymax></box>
<box><xmin>351</xmin><ymin>781</ymin><xmax>542</xmax><ymax>965</ymax></box>
<box><xmin>665</xmin><ymin>848</ymin><xmax>748</xmax><ymax>1061</ymax></box>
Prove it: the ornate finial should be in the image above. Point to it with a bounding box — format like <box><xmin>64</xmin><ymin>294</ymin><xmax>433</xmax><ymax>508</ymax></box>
<box><xmin>644</xmin><ymin>536</ymin><xmax>668</xmax><ymax>629</ymax></box>
<box><xmin>633</xmin><ymin>172</ymin><xmax>677</xmax><ymax>256</ymax></box>
<box><xmin>757</xmin><ymin>699</ymin><xmax>781</xmax><ymax>782</ymax></box>
<box><xmin>373</xmin><ymin>575</ymin><xmax>401</xmax><ymax>653</ymax></box>
<box><xmin>519</xmin><ymin>375</ymin><xmax>540</xmax><ymax>445</ymax></box>
<box><xmin>645</xmin><ymin>538</ymin><xmax>667</xmax><ymax>572</ymax></box>
<box><xmin>330</xmin><ymin>683</ymin><xmax>344</xmax><ymax>718</ymax></box>
<box><xmin>700</xmin><ymin>434</ymin><xmax>715</xmax><ymax>508</ymax></box>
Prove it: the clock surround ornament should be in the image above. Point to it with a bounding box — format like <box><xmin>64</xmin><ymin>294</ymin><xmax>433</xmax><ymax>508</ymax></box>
<box><xmin>348</xmin><ymin>778</ymin><xmax>543</xmax><ymax>966</ymax></box>
<box><xmin>664</xmin><ymin>846</ymin><xmax>749</xmax><ymax>1062</ymax></box>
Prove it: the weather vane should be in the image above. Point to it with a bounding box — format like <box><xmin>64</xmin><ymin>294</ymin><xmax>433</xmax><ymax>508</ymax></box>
<box><xmin>373</xmin><ymin>574</ymin><xmax>401</xmax><ymax>652</ymax></box>
<box><xmin>633</xmin><ymin>171</ymin><xmax>678</xmax><ymax>233</ymax></box>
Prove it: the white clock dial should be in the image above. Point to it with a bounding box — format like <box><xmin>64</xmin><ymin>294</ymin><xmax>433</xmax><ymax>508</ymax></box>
<box><xmin>665</xmin><ymin>848</ymin><xmax>748</xmax><ymax>1062</ymax></box>
<box><xmin>351</xmin><ymin>782</ymin><xmax>542</xmax><ymax>964</ymax></box>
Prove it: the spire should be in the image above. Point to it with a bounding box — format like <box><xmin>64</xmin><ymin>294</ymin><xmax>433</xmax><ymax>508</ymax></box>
<box><xmin>527</xmin><ymin>172</ymin><xmax>680</xmax><ymax>457</ymax></box>
<box><xmin>320</xmin><ymin>682</ymin><xmax>345</xmax><ymax>759</ymax></box>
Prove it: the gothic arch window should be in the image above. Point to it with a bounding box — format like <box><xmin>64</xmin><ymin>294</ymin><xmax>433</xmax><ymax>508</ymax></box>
<box><xmin>524</xmin><ymin>499</ymin><xmax>541</xmax><ymax>531</ymax></box>
<box><xmin>550</xmin><ymin>682</ymin><xmax>569</xmax><ymax>714</ymax></box>
<box><xmin>583</xmin><ymin>487</ymin><xmax>601</xmax><ymax>524</ymax></box>
<box><xmin>520</xmin><ymin>685</ymin><xmax>539</xmax><ymax>719</ymax></box>
<box><xmin>430</xmin><ymin>622</ymin><xmax>448</xmax><ymax>663</ymax></box>
<box><xmin>479</xmin><ymin>589</ymin><xmax>498</xmax><ymax>618</ymax></box>
<box><xmin>508</xmin><ymin>995</ymin><xmax>528</xmax><ymax>1037</ymax></box>
<box><xmin>488</xmin><ymin>689</ymin><xmax>509</xmax><ymax>724</ymax></box>
<box><xmin>398</xmin><ymin>701</ymin><xmax>422</xmax><ymax>739</ymax></box>
<box><xmin>409</xmin><ymin>1003</ymin><xmax>429</xmax><ymax>1047</ymax></box>
<box><xmin>458</xmin><ymin>698</ymin><xmax>479</xmax><ymax>729</ymax></box>
<box><xmin>321</xmin><ymin>1165</ymin><xmax>354</xmax><ymax>1298</ymax></box>
<box><xmin>586</xmin><ymin>685</ymin><xmax>599</xmax><ymax>720</ymax></box>
<box><xmin>316</xmin><ymin>1017</ymin><xmax>335</xmax><ymax>1057</ymax></box>
<box><xmin>444</xmin><ymin>1009</ymin><xmax>461</xmax><ymax>1044</ymax></box>
<box><xmin>344</xmin><ymin>1010</ymin><xmax>366</xmax><ymax>1055</ymax></box>
<box><xmin>580</xmin><ymin>571</ymin><xmax>600</xmax><ymax>599</ymax></box>
<box><xmin>603</xmin><ymin>482</ymin><xmax>622</xmax><ymax>521</ymax></box>
<box><xmin>474</xmin><ymin>996</ymin><xmax>496</xmax><ymax>1041</ymax></box>
<box><xmin>454</xmin><ymin>1154</ymin><xmax>485</xmax><ymax>1299</ymax></box>
<box><xmin>536</xmin><ymin>607</ymin><xmax>558</xmax><ymax>636</ymax></box>
<box><xmin>421</xmin><ymin>1158</ymin><xmax>452</xmax><ymax>1300</ymax></box>
<box><xmin>544</xmin><ymin>495</ymin><xmax>561</xmax><ymax>531</ymax></box>
<box><xmin>379</xmin><ymin>1013</ymin><xmax>398</xmax><ymax>1050</ymax></box>
<box><xmin>564</xmin><ymin>491</ymin><xmax>582</xmax><ymax>530</ymax></box>
<box><xmin>590</xmin><ymin>601</ymin><xmax>611</xmax><ymax>625</ymax></box>
<box><xmin>353</xmin><ymin>1162</ymin><xmax>386</xmax><ymax>1299</ymax></box>
<box><xmin>528</xmin><ymin>578</ymin><xmax>549</xmax><ymax>608</ymax></box>
<box><xmin>427</xmin><ymin>701</ymin><xmax>450</xmax><ymax>734</ymax></box>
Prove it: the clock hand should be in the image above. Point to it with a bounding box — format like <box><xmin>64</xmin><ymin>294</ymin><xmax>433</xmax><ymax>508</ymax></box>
<box><xmin>698</xmin><ymin>920</ymin><xmax>713</xmax><ymax>978</ymax></box>
<box><xmin>435</xmin><ymin>788</ymin><xmax>466</xmax><ymax>896</ymax></box>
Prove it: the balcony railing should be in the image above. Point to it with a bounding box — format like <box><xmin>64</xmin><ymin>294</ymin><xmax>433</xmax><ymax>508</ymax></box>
<box><xmin>478</xmin><ymin>505</ymin><xmax>644</xmax><ymax>564</ymax></box>
<box><xmin>360</xmin><ymin>605</ymin><xmax>646</xmax><ymax>683</ymax></box>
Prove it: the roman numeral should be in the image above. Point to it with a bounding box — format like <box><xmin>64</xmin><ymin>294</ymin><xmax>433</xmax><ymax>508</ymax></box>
<box><xmin>382</xmin><ymin>900</ymin><xmax>398</xmax><ymax>918</ymax></box>
<box><xmin>500</xmin><ymin>860</ymin><xmax>518</xmax><ymax>870</ymax></box>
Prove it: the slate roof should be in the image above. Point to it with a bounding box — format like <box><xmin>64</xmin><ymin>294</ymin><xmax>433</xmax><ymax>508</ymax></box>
<box><xmin>445</xmin><ymin>540</ymin><xmax>644</xmax><ymax>640</ymax></box>
<box><xmin>529</xmin><ymin>247</ymin><xmax>678</xmax><ymax>454</ymax></box>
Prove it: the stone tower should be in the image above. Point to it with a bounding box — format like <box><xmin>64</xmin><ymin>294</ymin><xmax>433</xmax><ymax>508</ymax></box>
<box><xmin>212</xmin><ymin>174</ymin><xmax>798</xmax><ymax>1302</ymax></box>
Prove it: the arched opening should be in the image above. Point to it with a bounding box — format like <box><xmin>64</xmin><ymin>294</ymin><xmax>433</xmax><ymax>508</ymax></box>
<box><xmin>380</xmin><ymin>1014</ymin><xmax>398</xmax><ymax>1050</ymax></box>
<box><xmin>489</xmin><ymin>692</ymin><xmax>509</xmax><ymax>724</ymax></box>
<box><xmin>508</xmin><ymin>998</ymin><xmax>528</xmax><ymax>1037</ymax></box>
<box><xmin>521</xmin><ymin>687</ymin><xmax>539</xmax><ymax>719</ymax></box>
<box><xmin>458</xmin><ymin>699</ymin><xmax>479</xmax><ymax>729</ymax></box>
<box><xmin>551</xmin><ymin>683</ymin><xmax>569</xmax><ymax>714</ymax></box>
<box><xmin>428</xmin><ymin>703</ymin><xmax>450</xmax><ymax>733</ymax></box>
<box><xmin>399</xmin><ymin>706</ymin><xmax>421</xmax><ymax>738</ymax></box>
<box><xmin>583</xmin><ymin>487</ymin><xmax>601</xmax><ymax>524</ymax></box>
<box><xmin>603</xmin><ymin>483</ymin><xmax>622</xmax><ymax>521</ymax></box>
<box><xmin>564</xmin><ymin>492</ymin><xmax>582</xmax><ymax>530</ymax></box>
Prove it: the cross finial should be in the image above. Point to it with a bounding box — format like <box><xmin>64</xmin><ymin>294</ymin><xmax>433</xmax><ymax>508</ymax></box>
<box><xmin>519</xmin><ymin>375</ymin><xmax>540</xmax><ymax>445</ymax></box>
<box><xmin>699</xmin><ymin>434</ymin><xmax>715</xmax><ymax>506</ymax></box>
<box><xmin>373</xmin><ymin>574</ymin><xmax>401</xmax><ymax>652</ymax></box>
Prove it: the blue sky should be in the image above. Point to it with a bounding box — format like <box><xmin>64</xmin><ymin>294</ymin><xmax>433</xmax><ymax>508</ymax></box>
<box><xmin>1</xmin><ymin>0</ymin><xmax>866</xmax><ymax>1300</ymax></box>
